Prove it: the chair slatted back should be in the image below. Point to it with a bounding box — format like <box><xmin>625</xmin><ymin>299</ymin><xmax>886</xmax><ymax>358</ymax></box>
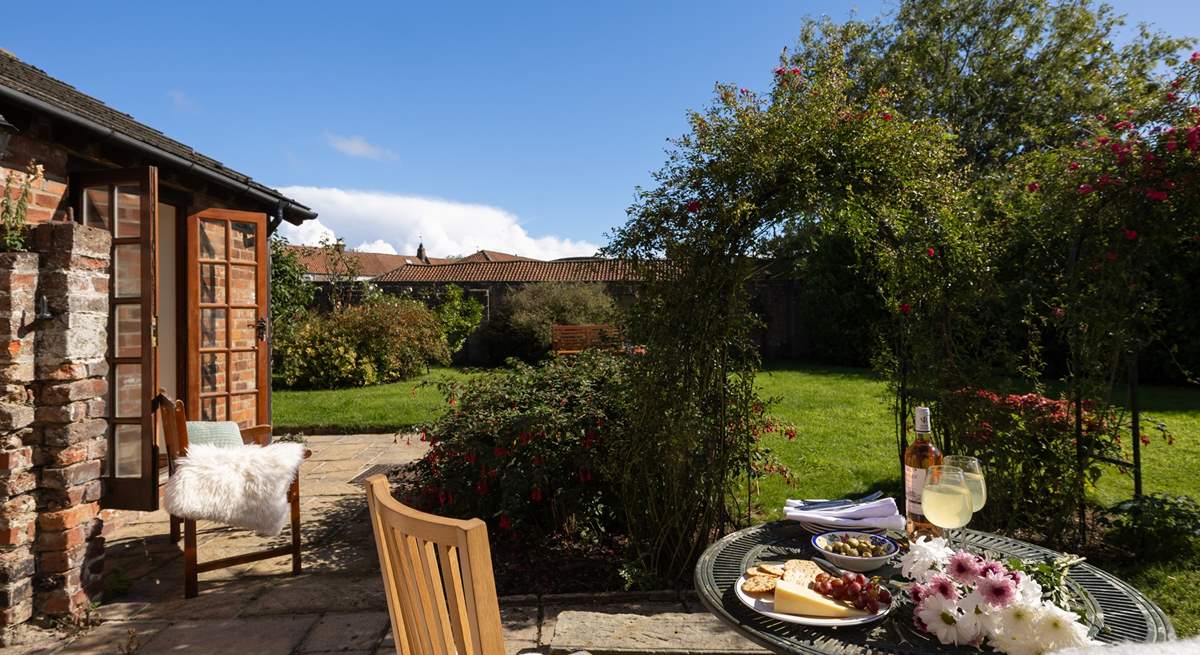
<box><xmin>154</xmin><ymin>392</ymin><xmax>189</xmax><ymax>475</ymax></box>
<box><xmin>550</xmin><ymin>323</ymin><xmax>621</xmax><ymax>355</ymax></box>
<box><xmin>365</xmin><ymin>475</ymin><xmax>505</xmax><ymax>655</ymax></box>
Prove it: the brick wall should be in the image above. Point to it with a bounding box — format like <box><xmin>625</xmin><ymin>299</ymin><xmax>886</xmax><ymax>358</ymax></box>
<box><xmin>0</xmin><ymin>224</ymin><xmax>110</xmax><ymax>644</ymax></box>
<box><xmin>1</xmin><ymin>134</ymin><xmax>71</xmax><ymax>225</ymax></box>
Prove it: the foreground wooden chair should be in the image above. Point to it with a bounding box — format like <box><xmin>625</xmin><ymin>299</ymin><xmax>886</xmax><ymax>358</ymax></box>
<box><xmin>155</xmin><ymin>391</ymin><xmax>303</xmax><ymax>598</ymax></box>
<box><xmin>365</xmin><ymin>475</ymin><xmax>507</xmax><ymax>655</ymax></box>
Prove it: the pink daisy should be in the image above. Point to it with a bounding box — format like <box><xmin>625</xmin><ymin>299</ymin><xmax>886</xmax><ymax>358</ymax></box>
<box><xmin>977</xmin><ymin>559</ymin><xmax>1005</xmax><ymax>578</ymax></box>
<box><xmin>927</xmin><ymin>573</ymin><xmax>960</xmax><ymax>601</ymax></box>
<box><xmin>977</xmin><ymin>572</ymin><xmax>1018</xmax><ymax>607</ymax></box>
<box><xmin>908</xmin><ymin>582</ymin><xmax>931</xmax><ymax>604</ymax></box>
<box><xmin>947</xmin><ymin>551</ymin><xmax>982</xmax><ymax>585</ymax></box>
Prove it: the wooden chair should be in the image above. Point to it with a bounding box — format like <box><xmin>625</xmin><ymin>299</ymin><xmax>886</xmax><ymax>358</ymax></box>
<box><xmin>155</xmin><ymin>391</ymin><xmax>303</xmax><ymax>598</ymax></box>
<box><xmin>364</xmin><ymin>474</ymin><xmax>506</xmax><ymax>655</ymax></box>
<box><xmin>550</xmin><ymin>323</ymin><xmax>622</xmax><ymax>355</ymax></box>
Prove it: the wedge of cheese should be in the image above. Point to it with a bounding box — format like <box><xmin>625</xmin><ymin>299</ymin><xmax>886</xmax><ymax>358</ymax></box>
<box><xmin>772</xmin><ymin>579</ymin><xmax>868</xmax><ymax>618</ymax></box>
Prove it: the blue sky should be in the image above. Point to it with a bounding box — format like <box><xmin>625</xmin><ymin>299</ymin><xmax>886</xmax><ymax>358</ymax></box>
<box><xmin>3</xmin><ymin>1</ymin><xmax>1196</xmax><ymax>258</ymax></box>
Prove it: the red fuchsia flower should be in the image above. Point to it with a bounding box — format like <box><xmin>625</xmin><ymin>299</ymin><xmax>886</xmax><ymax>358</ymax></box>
<box><xmin>739</xmin><ymin>87</ymin><xmax>749</xmax><ymax>95</ymax></box>
<box><xmin>531</xmin><ymin>455</ymin><xmax>544</xmax><ymax>467</ymax></box>
<box><xmin>1192</xmin><ymin>51</ymin><xmax>1200</xmax><ymax>63</ymax></box>
<box><xmin>926</xmin><ymin>246</ymin><xmax>936</xmax><ymax>257</ymax></box>
<box><xmin>1126</xmin><ymin>109</ymin><xmax>1135</xmax><ymax>117</ymax></box>
<box><xmin>685</xmin><ymin>200</ymin><xmax>701</xmax><ymax>214</ymax></box>
<box><xmin>1114</xmin><ymin>120</ymin><xmax>1134</xmax><ymax>131</ymax></box>
<box><xmin>465</xmin><ymin>453</ymin><xmax>478</xmax><ymax>465</ymax></box>
<box><xmin>1096</xmin><ymin>114</ymin><xmax>1107</xmax><ymax>122</ymax></box>
<box><xmin>578</xmin><ymin>468</ymin><xmax>593</xmax><ymax>483</ymax></box>
<box><xmin>1167</xmin><ymin>139</ymin><xmax>1179</xmax><ymax>152</ymax></box>
<box><xmin>790</xmin><ymin>67</ymin><xmax>801</xmax><ymax>75</ymax></box>
<box><xmin>1026</xmin><ymin>181</ymin><xmax>1040</xmax><ymax>192</ymax></box>
<box><xmin>1172</xmin><ymin>78</ymin><xmax>1184</xmax><ymax>89</ymax></box>
<box><xmin>947</xmin><ymin>551</ymin><xmax>983</xmax><ymax>585</ymax></box>
<box><xmin>530</xmin><ymin>486</ymin><xmax>543</xmax><ymax>503</ymax></box>
<box><xmin>1145</xmin><ymin>188</ymin><xmax>1168</xmax><ymax>202</ymax></box>
<box><xmin>899</xmin><ymin>303</ymin><xmax>912</xmax><ymax>315</ymax></box>
<box><xmin>1165</xmin><ymin>179</ymin><xmax>1177</xmax><ymax>189</ymax></box>
<box><xmin>1188</xmin><ymin>127</ymin><xmax>1200</xmax><ymax>152</ymax></box>
<box><xmin>1052</xmin><ymin>306</ymin><xmax>1066</xmax><ymax>318</ymax></box>
<box><xmin>518</xmin><ymin>432</ymin><xmax>532</xmax><ymax>445</ymax></box>
<box><xmin>1124</xmin><ymin>228</ymin><xmax>1140</xmax><ymax>240</ymax></box>
<box><xmin>774</xmin><ymin>67</ymin><xmax>785</xmax><ymax>75</ymax></box>
<box><xmin>1167</xmin><ymin>92</ymin><xmax>1179</xmax><ymax>103</ymax></box>
<box><xmin>475</xmin><ymin>480</ymin><xmax>488</xmax><ymax>495</ymax></box>
<box><xmin>1068</xmin><ymin>161</ymin><xmax>1080</xmax><ymax>170</ymax></box>
<box><xmin>498</xmin><ymin>514</ymin><xmax>512</xmax><ymax>530</ymax></box>
<box><xmin>449</xmin><ymin>397</ymin><xmax>457</xmax><ymax>406</ymax></box>
<box><xmin>493</xmin><ymin>446</ymin><xmax>509</xmax><ymax>458</ymax></box>
<box><xmin>1097</xmin><ymin>136</ymin><xmax>1110</xmax><ymax>146</ymax></box>
<box><xmin>881</xmin><ymin>112</ymin><xmax>893</xmax><ymax>121</ymax></box>
<box><xmin>1105</xmin><ymin>251</ymin><xmax>1118</xmax><ymax>262</ymax></box>
<box><xmin>1077</xmin><ymin>183</ymin><xmax>1095</xmax><ymax>194</ymax></box>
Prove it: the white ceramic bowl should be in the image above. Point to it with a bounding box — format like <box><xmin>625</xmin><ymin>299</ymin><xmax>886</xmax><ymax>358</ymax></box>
<box><xmin>811</xmin><ymin>531</ymin><xmax>898</xmax><ymax>573</ymax></box>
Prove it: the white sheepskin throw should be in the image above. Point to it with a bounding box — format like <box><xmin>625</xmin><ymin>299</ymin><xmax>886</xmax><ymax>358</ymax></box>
<box><xmin>164</xmin><ymin>442</ymin><xmax>306</xmax><ymax>536</ymax></box>
<box><xmin>1059</xmin><ymin>637</ymin><xmax>1200</xmax><ymax>654</ymax></box>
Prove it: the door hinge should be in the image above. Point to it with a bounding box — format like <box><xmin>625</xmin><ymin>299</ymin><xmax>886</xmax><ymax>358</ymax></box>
<box><xmin>151</xmin><ymin>316</ymin><xmax>158</xmax><ymax>348</ymax></box>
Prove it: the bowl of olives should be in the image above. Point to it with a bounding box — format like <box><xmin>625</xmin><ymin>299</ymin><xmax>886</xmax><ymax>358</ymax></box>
<box><xmin>811</xmin><ymin>531</ymin><xmax>898</xmax><ymax>572</ymax></box>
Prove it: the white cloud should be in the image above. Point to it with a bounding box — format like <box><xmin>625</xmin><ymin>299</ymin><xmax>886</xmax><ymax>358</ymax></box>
<box><xmin>167</xmin><ymin>89</ymin><xmax>195</xmax><ymax>111</ymax></box>
<box><xmin>355</xmin><ymin>239</ymin><xmax>398</xmax><ymax>255</ymax></box>
<box><xmin>279</xmin><ymin>217</ymin><xmax>335</xmax><ymax>246</ymax></box>
<box><xmin>274</xmin><ymin>186</ymin><xmax>599</xmax><ymax>261</ymax></box>
<box><xmin>325</xmin><ymin>134</ymin><xmax>397</xmax><ymax>161</ymax></box>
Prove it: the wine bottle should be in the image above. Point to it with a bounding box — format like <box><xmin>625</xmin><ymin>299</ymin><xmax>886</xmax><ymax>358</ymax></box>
<box><xmin>904</xmin><ymin>406</ymin><xmax>944</xmax><ymax>540</ymax></box>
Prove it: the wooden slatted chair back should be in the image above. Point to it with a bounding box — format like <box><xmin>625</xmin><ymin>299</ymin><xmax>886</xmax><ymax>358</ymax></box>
<box><xmin>365</xmin><ymin>475</ymin><xmax>506</xmax><ymax>655</ymax></box>
<box><xmin>550</xmin><ymin>323</ymin><xmax>621</xmax><ymax>355</ymax></box>
<box><xmin>154</xmin><ymin>392</ymin><xmax>188</xmax><ymax>475</ymax></box>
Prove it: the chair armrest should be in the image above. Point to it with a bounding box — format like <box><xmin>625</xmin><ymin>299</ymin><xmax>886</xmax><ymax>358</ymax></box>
<box><xmin>240</xmin><ymin>425</ymin><xmax>272</xmax><ymax>446</ymax></box>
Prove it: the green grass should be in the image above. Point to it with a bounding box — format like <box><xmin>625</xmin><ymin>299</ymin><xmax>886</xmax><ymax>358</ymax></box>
<box><xmin>272</xmin><ymin>361</ymin><xmax>1200</xmax><ymax>634</ymax></box>
<box><xmin>271</xmin><ymin>367</ymin><xmax>474</xmax><ymax>433</ymax></box>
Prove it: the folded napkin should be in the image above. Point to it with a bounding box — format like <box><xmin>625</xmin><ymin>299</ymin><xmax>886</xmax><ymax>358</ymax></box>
<box><xmin>784</xmin><ymin>497</ymin><xmax>906</xmax><ymax>531</ymax></box>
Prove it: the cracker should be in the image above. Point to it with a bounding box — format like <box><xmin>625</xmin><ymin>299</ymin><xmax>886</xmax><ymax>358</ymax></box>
<box><xmin>756</xmin><ymin>563</ymin><xmax>785</xmax><ymax>577</ymax></box>
<box><xmin>740</xmin><ymin>575</ymin><xmax>778</xmax><ymax>594</ymax></box>
<box><xmin>782</xmin><ymin>559</ymin><xmax>822</xmax><ymax>584</ymax></box>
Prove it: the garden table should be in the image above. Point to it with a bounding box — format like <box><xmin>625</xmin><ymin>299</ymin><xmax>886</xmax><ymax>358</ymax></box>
<box><xmin>695</xmin><ymin>521</ymin><xmax>1174</xmax><ymax>654</ymax></box>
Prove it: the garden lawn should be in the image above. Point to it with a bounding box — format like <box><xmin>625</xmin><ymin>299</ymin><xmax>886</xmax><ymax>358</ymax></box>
<box><xmin>271</xmin><ymin>367</ymin><xmax>474</xmax><ymax>433</ymax></box>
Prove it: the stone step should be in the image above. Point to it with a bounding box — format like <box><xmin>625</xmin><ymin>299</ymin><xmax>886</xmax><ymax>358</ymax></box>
<box><xmin>548</xmin><ymin>611</ymin><xmax>769</xmax><ymax>655</ymax></box>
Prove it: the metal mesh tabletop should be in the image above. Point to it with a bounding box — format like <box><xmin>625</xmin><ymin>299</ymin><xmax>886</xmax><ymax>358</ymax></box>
<box><xmin>694</xmin><ymin>522</ymin><xmax>1174</xmax><ymax>654</ymax></box>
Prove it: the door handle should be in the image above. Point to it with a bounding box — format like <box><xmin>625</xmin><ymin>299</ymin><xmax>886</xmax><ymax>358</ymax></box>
<box><xmin>255</xmin><ymin>318</ymin><xmax>268</xmax><ymax>341</ymax></box>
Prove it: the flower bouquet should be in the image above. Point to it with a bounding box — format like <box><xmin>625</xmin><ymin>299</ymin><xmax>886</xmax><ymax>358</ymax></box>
<box><xmin>899</xmin><ymin>537</ymin><xmax>1098</xmax><ymax>654</ymax></box>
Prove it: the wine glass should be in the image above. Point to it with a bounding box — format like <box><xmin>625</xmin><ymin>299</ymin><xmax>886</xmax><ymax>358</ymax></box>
<box><xmin>945</xmin><ymin>455</ymin><xmax>986</xmax><ymax>513</ymax></box>
<box><xmin>921</xmin><ymin>465</ymin><xmax>973</xmax><ymax>548</ymax></box>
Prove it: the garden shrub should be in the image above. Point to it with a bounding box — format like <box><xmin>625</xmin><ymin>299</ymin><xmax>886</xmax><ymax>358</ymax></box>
<box><xmin>939</xmin><ymin>388</ymin><xmax>1125</xmax><ymax>543</ymax></box>
<box><xmin>499</xmin><ymin>283</ymin><xmax>618</xmax><ymax>359</ymax></box>
<box><xmin>1102</xmin><ymin>493</ymin><xmax>1200</xmax><ymax>560</ymax></box>
<box><xmin>275</xmin><ymin>295</ymin><xmax>449</xmax><ymax>389</ymax></box>
<box><xmin>403</xmin><ymin>352</ymin><xmax>630</xmax><ymax>541</ymax></box>
<box><xmin>435</xmin><ymin>284</ymin><xmax>483</xmax><ymax>355</ymax></box>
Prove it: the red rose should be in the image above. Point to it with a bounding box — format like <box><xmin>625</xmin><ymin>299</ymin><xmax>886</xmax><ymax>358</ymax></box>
<box><xmin>1068</xmin><ymin>161</ymin><xmax>1080</xmax><ymax>170</ymax></box>
<box><xmin>1144</xmin><ymin>189</ymin><xmax>1168</xmax><ymax>202</ymax></box>
<box><xmin>1026</xmin><ymin>182</ymin><xmax>1040</xmax><ymax>192</ymax></box>
<box><xmin>899</xmin><ymin>303</ymin><xmax>912</xmax><ymax>315</ymax></box>
<box><xmin>926</xmin><ymin>247</ymin><xmax>936</xmax><ymax>258</ymax></box>
<box><xmin>1124</xmin><ymin>228</ymin><xmax>1140</xmax><ymax>240</ymax></box>
<box><xmin>881</xmin><ymin>112</ymin><xmax>893</xmax><ymax>121</ymax></box>
<box><xmin>685</xmin><ymin>200</ymin><xmax>701</xmax><ymax>213</ymax></box>
<box><xmin>1077</xmin><ymin>184</ymin><xmax>1095</xmax><ymax>194</ymax></box>
<box><xmin>530</xmin><ymin>487</ymin><xmax>543</xmax><ymax>503</ymax></box>
<box><xmin>498</xmin><ymin>514</ymin><xmax>512</xmax><ymax>530</ymax></box>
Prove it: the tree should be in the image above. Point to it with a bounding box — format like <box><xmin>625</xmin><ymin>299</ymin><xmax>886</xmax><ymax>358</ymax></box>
<box><xmin>436</xmin><ymin>284</ymin><xmax>484</xmax><ymax>355</ymax></box>
<box><xmin>505</xmin><ymin>283</ymin><xmax>618</xmax><ymax>351</ymax></box>
<box><xmin>269</xmin><ymin>236</ymin><xmax>314</xmax><ymax>334</ymax></box>
<box><xmin>791</xmin><ymin>0</ymin><xmax>1192</xmax><ymax>171</ymax></box>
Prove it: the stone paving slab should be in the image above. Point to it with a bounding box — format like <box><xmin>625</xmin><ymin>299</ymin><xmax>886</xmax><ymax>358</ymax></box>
<box><xmin>550</xmin><ymin>611</ymin><xmax>770</xmax><ymax>655</ymax></box>
<box><xmin>296</xmin><ymin>612</ymin><xmax>389</xmax><ymax>653</ymax></box>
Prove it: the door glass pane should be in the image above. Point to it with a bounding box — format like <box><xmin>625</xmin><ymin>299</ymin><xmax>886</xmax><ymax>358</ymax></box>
<box><xmin>114</xmin><ymin>244</ymin><xmax>142</xmax><ymax>298</ymax></box>
<box><xmin>230</xmin><ymin>393</ymin><xmax>257</xmax><ymax>427</ymax></box>
<box><xmin>230</xmin><ymin>222</ymin><xmax>258</xmax><ymax>262</ymax></box>
<box><xmin>114</xmin><ymin>304</ymin><xmax>141</xmax><ymax>358</ymax></box>
<box><xmin>230</xmin><ymin>265</ymin><xmax>257</xmax><ymax>305</ymax></box>
<box><xmin>83</xmin><ymin>187</ymin><xmax>110</xmax><ymax>229</ymax></box>
<box><xmin>113</xmin><ymin>363</ymin><xmax>142</xmax><ymax>418</ymax></box>
<box><xmin>200</xmin><ymin>308</ymin><xmax>226</xmax><ymax>348</ymax></box>
<box><xmin>114</xmin><ymin>424</ymin><xmax>142</xmax><ymax>478</ymax></box>
<box><xmin>201</xmin><ymin>352</ymin><xmax>226</xmax><ymax>393</ymax></box>
<box><xmin>231</xmin><ymin>308</ymin><xmax>257</xmax><ymax>349</ymax></box>
<box><xmin>200</xmin><ymin>396</ymin><xmax>227</xmax><ymax>422</ymax></box>
<box><xmin>115</xmin><ymin>185</ymin><xmax>141</xmax><ymax>238</ymax></box>
<box><xmin>230</xmin><ymin>351</ymin><xmax>256</xmax><ymax>393</ymax></box>
<box><xmin>200</xmin><ymin>263</ymin><xmax>226</xmax><ymax>304</ymax></box>
<box><xmin>199</xmin><ymin>219</ymin><xmax>226</xmax><ymax>259</ymax></box>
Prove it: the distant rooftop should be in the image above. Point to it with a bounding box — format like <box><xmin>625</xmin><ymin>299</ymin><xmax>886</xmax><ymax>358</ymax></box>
<box><xmin>375</xmin><ymin>259</ymin><xmax>636</xmax><ymax>283</ymax></box>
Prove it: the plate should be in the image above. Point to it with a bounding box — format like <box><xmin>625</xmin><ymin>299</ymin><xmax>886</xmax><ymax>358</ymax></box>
<box><xmin>797</xmin><ymin>521</ymin><xmax>884</xmax><ymax>535</ymax></box>
<box><xmin>733</xmin><ymin>574</ymin><xmax>892</xmax><ymax>627</ymax></box>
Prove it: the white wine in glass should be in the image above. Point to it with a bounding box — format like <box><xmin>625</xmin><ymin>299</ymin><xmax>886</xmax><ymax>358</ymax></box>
<box><xmin>921</xmin><ymin>465</ymin><xmax>973</xmax><ymax>540</ymax></box>
<box><xmin>946</xmin><ymin>455</ymin><xmax>987</xmax><ymax>512</ymax></box>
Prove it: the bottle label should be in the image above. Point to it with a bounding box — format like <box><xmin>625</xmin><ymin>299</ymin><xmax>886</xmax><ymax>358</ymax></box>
<box><xmin>915</xmin><ymin>407</ymin><xmax>931</xmax><ymax>434</ymax></box>
<box><xmin>905</xmin><ymin>465</ymin><xmax>926</xmax><ymax>516</ymax></box>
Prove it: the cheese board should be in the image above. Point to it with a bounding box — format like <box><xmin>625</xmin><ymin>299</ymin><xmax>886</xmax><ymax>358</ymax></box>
<box><xmin>733</xmin><ymin>560</ymin><xmax>894</xmax><ymax>627</ymax></box>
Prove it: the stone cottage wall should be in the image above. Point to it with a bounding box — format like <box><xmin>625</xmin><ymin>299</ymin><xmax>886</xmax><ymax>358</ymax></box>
<box><xmin>0</xmin><ymin>223</ymin><xmax>110</xmax><ymax>643</ymax></box>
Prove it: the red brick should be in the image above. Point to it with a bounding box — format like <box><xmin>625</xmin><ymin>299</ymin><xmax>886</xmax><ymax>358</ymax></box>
<box><xmin>38</xmin><ymin>379</ymin><xmax>106</xmax><ymax>405</ymax></box>
<box><xmin>0</xmin><ymin>599</ymin><xmax>31</xmax><ymax>626</ymax></box>
<box><xmin>0</xmin><ymin>471</ymin><xmax>35</xmax><ymax>496</ymax></box>
<box><xmin>0</xmin><ymin>446</ymin><xmax>31</xmax><ymax>470</ymax></box>
<box><xmin>0</xmin><ymin>518</ymin><xmax>34</xmax><ymax>547</ymax></box>
<box><xmin>35</xmin><ymin>586</ymin><xmax>89</xmax><ymax>617</ymax></box>
<box><xmin>34</xmin><ymin>524</ymin><xmax>85</xmax><ymax>552</ymax></box>
<box><xmin>36</xmin><ymin>544</ymin><xmax>86</xmax><ymax>574</ymax></box>
<box><xmin>37</xmin><ymin>503</ymin><xmax>97</xmax><ymax>531</ymax></box>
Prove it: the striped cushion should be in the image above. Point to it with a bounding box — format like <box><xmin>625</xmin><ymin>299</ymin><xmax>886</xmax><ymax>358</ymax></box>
<box><xmin>185</xmin><ymin>421</ymin><xmax>244</xmax><ymax>449</ymax></box>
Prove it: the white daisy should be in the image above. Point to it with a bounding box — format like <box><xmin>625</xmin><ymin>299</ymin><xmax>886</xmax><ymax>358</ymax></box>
<box><xmin>916</xmin><ymin>593</ymin><xmax>969</xmax><ymax>645</ymax></box>
<box><xmin>900</xmin><ymin>535</ymin><xmax>954</xmax><ymax>583</ymax></box>
<box><xmin>997</xmin><ymin>600</ymin><xmax>1045</xmax><ymax>647</ymax></box>
<box><xmin>1035</xmin><ymin>602</ymin><xmax>1095</xmax><ymax>650</ymax></box>
<box><xmin>1017</xmin><ymin>576</ymin><xmax>1044</xmax><ymax>604</ymax></box>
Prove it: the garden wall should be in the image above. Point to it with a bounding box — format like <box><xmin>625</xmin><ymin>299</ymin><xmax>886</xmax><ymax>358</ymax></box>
<box><xmin>0</xmin><ymin>222</ymin><xmax>111</xmax><ymax>644</ymax></box>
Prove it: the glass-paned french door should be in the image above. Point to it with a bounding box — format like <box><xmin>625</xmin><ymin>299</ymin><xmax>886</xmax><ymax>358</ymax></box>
<box><xmin>78</xmin><ymin>167</ymin><xmax>160</xmax><ymax>511</ymax></box>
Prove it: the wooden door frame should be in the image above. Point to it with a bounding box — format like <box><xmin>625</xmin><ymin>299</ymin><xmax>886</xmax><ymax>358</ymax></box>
<box><xmin>185</xmin><ymin>208</ymin><xmax>270</xmax><ymax>425</ymax></box>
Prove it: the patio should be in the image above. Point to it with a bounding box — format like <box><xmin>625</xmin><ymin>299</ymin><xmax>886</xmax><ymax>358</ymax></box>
<box><xmin>8</xmin><ymin>434</ymin><xmax>764</xmax><ymax>655</ymax></box>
